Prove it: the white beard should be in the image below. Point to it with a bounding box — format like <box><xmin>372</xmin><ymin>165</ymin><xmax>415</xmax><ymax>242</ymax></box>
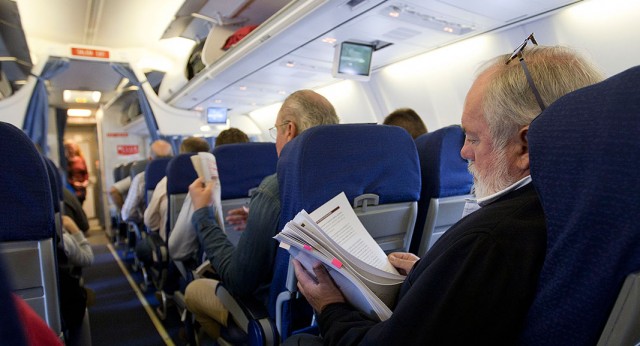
<box><xmin>467</xmin><ymin>147</ymin><xmax>516</xmax><ymax>199</ymax></box>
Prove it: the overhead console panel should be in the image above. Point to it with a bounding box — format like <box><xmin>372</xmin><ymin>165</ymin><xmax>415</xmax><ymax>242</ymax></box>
<box><xmin>166</xmin><ymin>0</ymin><xmax>388</xmax><ymax>111</ymax></box>
<box><xmin>163</xmin><ymin>0</ymin><xmax>581</xmax><ymax>116</ymax></box>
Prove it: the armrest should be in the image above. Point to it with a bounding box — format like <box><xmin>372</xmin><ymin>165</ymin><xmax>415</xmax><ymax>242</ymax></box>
<box><xmin>215</xmin><ymin>283</ymin><xmax>277</xmax><ymax>345</ymax></box>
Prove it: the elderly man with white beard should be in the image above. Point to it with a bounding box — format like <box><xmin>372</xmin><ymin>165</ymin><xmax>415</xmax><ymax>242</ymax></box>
<box><xmin>288</xmin><ymin>42</ymin><xmax>604</xmax><ymax>346</ymax></box>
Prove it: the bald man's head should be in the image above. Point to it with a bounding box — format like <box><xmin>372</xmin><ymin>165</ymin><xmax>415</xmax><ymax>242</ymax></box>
<box><xmin>150</xmin><ymin>140</ymin><xmax>173</xmax><ymax>159</ymax></box>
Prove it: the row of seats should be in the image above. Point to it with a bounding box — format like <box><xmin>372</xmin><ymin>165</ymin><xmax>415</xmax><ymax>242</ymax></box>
<box><xmin>212</xmin><ymin>124</ymin><xmax>473</xmax><ymax>344</ymax></box>
<box><xmin>115</xmin><ymin>123</ymin><xmax>473</xmax><ymax>344</ymax></box>
<box><xmin>208</xmin><ymin>66</ymin><xmax>640</xmax><ymax>345</ymax></box>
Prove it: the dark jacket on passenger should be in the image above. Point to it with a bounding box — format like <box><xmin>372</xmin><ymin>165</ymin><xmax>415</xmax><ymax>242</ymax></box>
<box><xmin>319</xmin><ymin>183</ymin><xmax>546</xmax><ymax>345</ymax></box>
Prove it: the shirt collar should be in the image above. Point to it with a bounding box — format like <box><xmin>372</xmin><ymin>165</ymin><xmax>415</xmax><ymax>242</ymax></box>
<box><xmin>476</xmin><ymin>175</ymin><xmax>532</xmax><ymax>207</ymax></box>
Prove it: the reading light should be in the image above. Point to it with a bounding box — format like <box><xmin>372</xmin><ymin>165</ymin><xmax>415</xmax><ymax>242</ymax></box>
<box><xmin>322</xmin><ymin>37</ymin><xmax>337</xmax><ymax>44</ymax></box>
<box><xmin>63</xmin><ymin>90</ymin><xmax>102</xmax><ymax>103</ymax></box>
<box><xmin>67</xmin><ymin>109</ymin><xmax>93</xmax><ymax>117</ymax></box>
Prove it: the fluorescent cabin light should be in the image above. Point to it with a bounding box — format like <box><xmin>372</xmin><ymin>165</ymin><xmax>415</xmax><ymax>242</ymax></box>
<box><xmin>67</xmin><ymin>109</ymin><xmax>93</xmax><ymax>117</ymax></box>
<box><xmin>63</xmin><ymin>90</ymin><xmax>102</xmax><ymax>103</ymax></box>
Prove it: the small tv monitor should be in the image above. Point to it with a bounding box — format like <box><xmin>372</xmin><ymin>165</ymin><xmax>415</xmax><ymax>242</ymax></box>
<box><xmin>206</xmin><ymin>107</ymin><xmax>228</xmax><ymax>124</ymax></box>
<box><xmin>332</xmin><ymin>41</ymin><xmax>374</xmax><ymax>81</ymax></box>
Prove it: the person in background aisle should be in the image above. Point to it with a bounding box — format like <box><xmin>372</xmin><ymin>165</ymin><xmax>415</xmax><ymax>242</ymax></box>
<box><xmin>289</xmin><ymin>44</ymin><xmax>604</xmax><ymax>345</ymax></box>
<box><xmin>121</xmin><ymin>140</ymin><xmax>174</xmax><ymax>224</ymax></box>
<box><xmin>64</xmin><ymin>139</ymin><xmax>89</xmax><ymax>204</ymax></box>
<box><xmin>382</xmin><ymin>107</ymin><xmax>428</xmax><ymax>139</ymax></box>
<box><xmin>184</xmin><ymin>90</ymin><xmax>340</xmax><ymax>341</ymax></box>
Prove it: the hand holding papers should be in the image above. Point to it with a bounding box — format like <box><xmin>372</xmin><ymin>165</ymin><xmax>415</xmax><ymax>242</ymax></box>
<box><xmin>190</xmin><ymin>152</ymin><xmax>225</xmax><ymax>232</ymax></box>
<box><xmin>274</xmin><ymin>192</ymin><xmax>405</xmax><ymax>321</ymax></box>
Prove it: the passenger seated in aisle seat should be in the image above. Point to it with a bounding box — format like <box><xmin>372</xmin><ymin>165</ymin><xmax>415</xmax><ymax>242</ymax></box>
<box><xmin>288</xmin><ymin>44</ymin><xmax>604</xmax><ymax>345</ymax></box>
<box><xmin>144</xmin><ymin>137</ymin><xmax>210</xmax><ymax>240</ymax></box>
<box><xmin>109</xmin><ymin>176</ymin><xmax>130</xmax><ymax>210</ymax></box>
<box><xmin>61</xmin><ymin>215</ymin><xmax>94</xmax><ymax>267</ymax></box>
<box><xmin>383</xmin><ymin>107</ymin><xmax>428</xmax><ymax>139</ymax></box>
<box><xmin>63</xmin><ymin>189</ymin><xmax>89</xmax><ymax>234</ymax></box>
<box><xmin>184</xmin><ymin>90</ymin><xmax>339</xmax><ymax>340</ymax></box>
<box><xmin>169</xmin><ymin>128</ymin><xmax>249</xmax><ymax>262</ymax></box>
<box><xmin>121</xmin><ymin>140</ymin><xmax>174</xmax><ymax>224</ymax></box>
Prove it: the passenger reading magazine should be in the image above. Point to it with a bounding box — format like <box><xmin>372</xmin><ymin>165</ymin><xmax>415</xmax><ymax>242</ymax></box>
<box><xmin>190</xmin><ymin>152</ymin><xmax>225</xmax><ymax>232</ymax></box>
<box><xmin>274</xmin><ymin>192</ymin><xmax>405</xmax><ymax>321</ymax></box>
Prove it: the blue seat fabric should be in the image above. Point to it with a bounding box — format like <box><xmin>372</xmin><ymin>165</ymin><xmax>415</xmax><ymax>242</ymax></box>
<box><xmin>521</xmin><ymin>66</ymin><xmax>640</xmax><ymax>345</ymax></box>
<box><xmin>213</xmin><ymin>142</ymin><xmax>277</xmax><ymax>199</ymax></box>
<box><xmin>269</xmin><ymin>124</ymin><xmax>421</xmax><ymax>339</ymax></box>
<box><xmin>411</xmin><ymin>125</ymin><xmax>472</xmax><ymax>253</ymax></box>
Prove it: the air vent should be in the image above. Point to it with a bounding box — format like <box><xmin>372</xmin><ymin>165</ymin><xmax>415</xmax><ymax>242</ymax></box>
<box><xmin>347</xmin><ymin>0</ymin><xmax>369</xmax><ymax>9</ymax></box>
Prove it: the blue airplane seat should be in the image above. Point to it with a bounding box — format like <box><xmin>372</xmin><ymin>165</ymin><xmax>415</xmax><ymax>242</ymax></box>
<box><xmin>144</xmin><ymin>157</ymin><xmax>171</xmax><ymax>206</ymax></box>
<box><xmin>132</xmin><ymin>157</ymin><xmax>170</xmax><ymax>288</ymax></box>
<box><xmin>411</xmin><ymin>125</ymin><xmax>473</xmax><ymax>256</ymax></box>
<box><xmin>129</xmin><ymin>159</ymin><xmax>149</xmax><ymax>180</ymax></box>
<box><xmin>166</xmin><ymin>153</ymin><xmax>199</xmax><ymax>237</ymax></box>
<box><xmin>213</xmin><ymin>142</ymin><xmax>278</xmax><ymax>245</ymax></box>
<box><xmin>521</xmin><ymin>65</ymin><xmax>640</xmax><ymax>345</ymax></box>
<box><xmin>0</xmin><ymin>121</ymin><xmax>61</xmax><ymax>335</ymax></box>
<box><xmin>214</xmin><ymin>142</ymin><xmax>277</xmax><ymax>200</ymax></box>
<box><xmin>270</xmin><ymin>123</ymin><xmax>421</xmax><ymax>342</ymax></box>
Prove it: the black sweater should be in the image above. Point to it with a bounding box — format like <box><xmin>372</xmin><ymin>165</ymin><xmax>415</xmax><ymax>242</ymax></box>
<box><xmin>319</xmin><ymin>184</ymin><xmax>546</xmax><ymax>345</ymax></box>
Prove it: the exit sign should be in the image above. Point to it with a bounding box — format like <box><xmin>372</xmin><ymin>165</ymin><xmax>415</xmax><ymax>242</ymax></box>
<box><xmin>71</xmin><ymin>47</ymin><xmax>110</xmax><ymax>59</ymax></box>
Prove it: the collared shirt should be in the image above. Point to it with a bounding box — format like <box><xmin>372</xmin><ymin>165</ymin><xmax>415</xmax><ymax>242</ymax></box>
<box><xmin>462</xmin><ymin>176</ymin><xmax>532</xmax><ymax>217</ymax></box>
<box><xmin>121</xmin><ymin>172</ymin><xmax>145</xmax><ymax>223</ymax></box>
<box><xmin>144</xmin><ymin>177</ymin><xmax>168</xmax><ymax>241</ymax></box>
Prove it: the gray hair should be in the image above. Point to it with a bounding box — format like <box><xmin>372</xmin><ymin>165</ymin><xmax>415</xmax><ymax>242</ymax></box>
<box><xmin>480</xmin><ymin>45</ymin><xmax>604</xmax><ymax>149</ymax></box>
<box><xmin>279</xmin><ymin>89</ymin><xmax>340</xmax><ymax>133</ymax></box>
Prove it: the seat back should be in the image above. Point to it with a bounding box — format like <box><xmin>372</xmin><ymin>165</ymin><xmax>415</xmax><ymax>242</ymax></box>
<box><xmin>119</xmin><ymin>162</ymin><xmax>133</xmax><ymax>183</ymax></box>
<box><xmin>0</xmin><ymin>254</ymin><xmax>28</xmax><ymax>346</ymax></box>
<box><xmin>597</xmin><ymin>271</ymin><xmax>640</xmax><ymax>345</ymax></box>
<box><xmin>412</xmin><ymin>125</ymin><xmax>473</xmax><ymax>256</ymax></box>
<box><xmin>521</xmin><ymin>66</ymin><xmax>640</xmax><ymax>345</ymax></box>
<box><xmin>166</xmin><ymin>153</ymin><xmax>198</xmax><ymax>235</ymax></box>
<box><xmin>271</xmin><ymin>124</ymin><xmax>421</xmax><ymax>339</ymax></box>
<box><xmin>44</xmin><ymin>157</ymin><xmax>65</xmax><ymax>241</ymax></box>
<box><xmin>0</xmin><ymin>121</ymin><xmax>61</xmax><ymax>335</ymax></box>
<box><xmin>144</xmin><ymin>158</ymin><xmax>171</xmax><ymax>205</ymax></box>
<box><xmin>213</xmin><ymin>142</ymin><xmax>278</xmax><ymax>245</ymax></box>
<box><xmin>129</xmin><ymin>159</ymin><xmax>149</xmax><ymax>179</ymax></box>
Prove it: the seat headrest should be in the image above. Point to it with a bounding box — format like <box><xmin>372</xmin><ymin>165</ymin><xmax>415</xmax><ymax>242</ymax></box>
<box><xmin>144</xmin><ymin>158</ymin><xmax>171</xmax><ymax>191</ymax></box>
<box><xmin>166</xmin><ymin>153</ymin><xmax>198</xmax><ymax>195</ymax></box>
<box><xmin>0</xmin><ymin>122</ymin><xmax>55</xmax><ymax>241</ymax></box>
<box><xmin>415</xmin><ymin>125</ymin><xmax>472</xmax><ymax>199</ymax></box>
<box><xmin>522</xmin><ymin>65</ymin><xmax>640</xmax><ymax>345</ymax></box>
<box><xmin>277</xmin><ymin>124</ymin><xmax>421</xmax><ymax>227</ymax></box>
<box><xmin>44</xmin><ymin>157</ymin><xmax>63</xmax><ymax>207</ymax></box>
<box><xmin>213</xmin><ymin>142</ymin><xmax>277</xmax><ymax>199</ymax></box>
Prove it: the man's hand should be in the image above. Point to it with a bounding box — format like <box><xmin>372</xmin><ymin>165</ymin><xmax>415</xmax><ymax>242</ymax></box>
<box><xmin>293</xmin><ymin>259</ymin><xmax>345</xmax><ymax>313</ymax></box>
<box><xmin>225</xmin><ymin>206</ymin><xmax>249</xmax><ymax>231</ymax></box>
<box><xmin>189</xmin><ymin>177</ymin><xmax>215</xmax><ymax>210</ymax></box>
<box><xmin>388</xmin><ymin>252</ymin><xmax>420</xmax><ymax>275</ymax></box>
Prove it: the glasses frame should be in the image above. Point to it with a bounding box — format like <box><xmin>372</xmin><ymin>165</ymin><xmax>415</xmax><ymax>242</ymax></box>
<box><xmin>269</xmin><ymin>121</ymin><xmax>291</xmax><ymax>139</ymax></box>
<box><xmin>506</xmin><ymin>33</ymin><xmax>546</xmax><ymax>112</ymax></box>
